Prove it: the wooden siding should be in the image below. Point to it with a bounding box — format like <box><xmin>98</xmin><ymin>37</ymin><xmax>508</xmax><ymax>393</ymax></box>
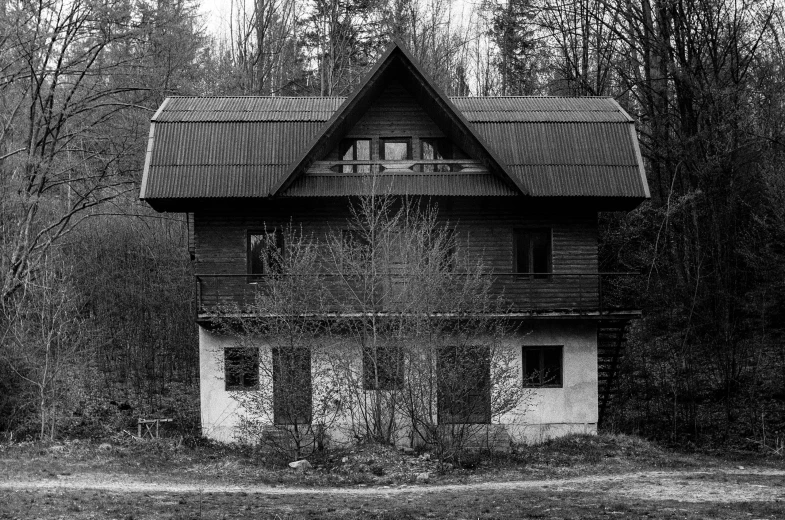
<box><xmin>193</xmin><ymin>199</ymin><xmax>599</xmax><ymax>314</ymax></box>
<box><xmin>319</xmin><ymin>82</ymin><xmax>466</xmax><ymax>163</ymax></box>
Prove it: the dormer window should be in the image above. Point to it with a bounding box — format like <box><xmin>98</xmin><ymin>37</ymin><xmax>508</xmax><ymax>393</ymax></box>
<box><xmin>421</xmin><ymin>138</ymin><xmax>453</xmax><ymax>172</ymax></box>
<box><xmin>340</xmin><ymin>139</ymin><xmax>371</xmax><ymax>173</ymax></box>
<box><xmin>380</xmin><ymin>138</ymin><xmax>411</xmax><ymax>161</ymax></box>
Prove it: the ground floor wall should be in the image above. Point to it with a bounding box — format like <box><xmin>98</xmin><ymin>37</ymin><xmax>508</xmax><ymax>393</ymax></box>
<box><xmin>198</xmin><ymin>320</ymin><xmax>598</xmax><ymax>446</ymax></box>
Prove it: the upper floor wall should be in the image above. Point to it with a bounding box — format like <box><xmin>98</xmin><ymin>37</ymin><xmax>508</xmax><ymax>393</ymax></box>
<box><xmin>192</xmin><ymin>198</ymin><xmax>607</xmax><ymax>317</ymax></box>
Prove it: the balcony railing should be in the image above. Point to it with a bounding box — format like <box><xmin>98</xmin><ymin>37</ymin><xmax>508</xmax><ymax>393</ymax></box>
<box><xmin>307</xmin><ymin>159</ymin><xmax>489</xmax><ymax>175</ymax></box>
<box><xmin>194</xmin><ymin>272</ymin><xmax>641</xmax><ymax>319</ymax></box>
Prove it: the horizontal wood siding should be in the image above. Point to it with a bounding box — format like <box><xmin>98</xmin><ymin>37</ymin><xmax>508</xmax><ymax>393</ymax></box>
<box><xmin>323</xmin><ymin>82</ymin><xmax>465</xmax><ymax>163</ymax></box>
<box><xmin>194</xmin><ymin>199</ymin><xmax>599</xmax><ymax>313</ymax></box>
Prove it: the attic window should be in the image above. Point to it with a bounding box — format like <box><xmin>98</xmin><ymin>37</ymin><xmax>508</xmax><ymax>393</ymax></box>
<box><xmin>340</xmin><ymin>139</ymin><xmax>371</xmax><ymax>173</ymax></box>
<box><xmin>421</xmin><ymin>138</ymin><xmax>453</xmax><ymax>172</ymax></box>
<box><xmin>380</xmin><ymin>138</ymin><xmax>411</xmax><ymax>161</ymax></box>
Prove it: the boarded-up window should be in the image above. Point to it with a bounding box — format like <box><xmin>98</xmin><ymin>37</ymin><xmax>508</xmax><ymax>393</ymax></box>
<box><xmin>421</xmin><ymin>138</ymin><xmax>453</xmax><ymax>172</ymax></box>
<box><xmin>514</xmin><ymin>228</ymin><xmax>551</xmax><ymax>278</ymax></box>
<box><xmin>380</xmin><ymin>138</ymin><xmax>411</xmax><ymax>161</ymax></box>
<box><xmin>272</xmin><ymin>347</ymin><xmax>312</xmax><ymax>425</ymax></box>
<box><xmin>224</xmin><ymin>347</ymin><xmax>259</xmax><ymax>390</ymax></box>
<box><xmin>438</xmin><ymin>345</ymin><xmax>491</xmax><ymax>424</ymax></box>
<box><xmin>363</xmin><ymin>344</ymin><xmax>403</xmax><ymax>390</ymax></box>
<box><xmin>340</xmin><ymin>139</ymin><xmax>371</xmax><ymax>173</ymax></box>
<box><xmin>248</xmin><ymin>229</ymin><xmax>285</xmax><ymax>276</ymax></box>
<box><xmin>522</xmin><ymin>346</ymin><xmax>563</xmax><ymax>387</ymax></box>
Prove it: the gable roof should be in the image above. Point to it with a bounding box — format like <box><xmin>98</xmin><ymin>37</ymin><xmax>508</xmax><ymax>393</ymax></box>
<box><xmin>270</xmin><ymin>41</ymin><xmax>527</xmax><ymax>197</ymax></box>
<box><xmin>140</xmin><ymin>46</ymin><xmax>650</xmax><ymax>210</ymax></box>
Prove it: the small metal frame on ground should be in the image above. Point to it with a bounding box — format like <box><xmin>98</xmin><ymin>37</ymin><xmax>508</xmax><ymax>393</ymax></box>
<box><xmin>137</xmin><ymin>418</ymin><xmax>173</xmax><ymax>439</ymax></box>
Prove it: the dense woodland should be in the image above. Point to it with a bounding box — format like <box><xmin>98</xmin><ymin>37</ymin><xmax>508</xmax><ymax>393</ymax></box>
<box><xmin>0</xmin><ymin>0</ymin><xmax>783</xmax><ymax>451</ymax></box>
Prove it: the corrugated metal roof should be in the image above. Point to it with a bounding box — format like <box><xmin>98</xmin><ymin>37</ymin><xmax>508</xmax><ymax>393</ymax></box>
<box><xmin>157</xmin><ymin>97</ymin><xmax>345</xmax><ymax>122</ymax></box>
<box><xmin>285</xmin><ymin>173</ymin><xmax>518</xmax><ymax>197</ymax></box>
<box><xmin>141</xmin><ymin>95</ymin><xmax>648</xmax><ymax>201</ymax></box>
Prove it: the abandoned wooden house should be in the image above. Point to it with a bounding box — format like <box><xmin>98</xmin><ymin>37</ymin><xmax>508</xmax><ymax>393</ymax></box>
<box><xmin>140</xmin><ymin>42</ymin><xmax>649</xmax><ymax>446</ymax></box>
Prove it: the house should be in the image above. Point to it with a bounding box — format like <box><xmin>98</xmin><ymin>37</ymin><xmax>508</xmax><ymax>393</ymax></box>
<box><xmin>140</xmin><ymin>42</ymin><xmax>649</xmax><ymax>446</ymax></box>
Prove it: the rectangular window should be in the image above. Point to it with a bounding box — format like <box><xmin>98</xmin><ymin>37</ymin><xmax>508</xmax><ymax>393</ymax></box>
<box><xmin>363</xmin><ymin>344</ymin><xmax>403</xmax><ymax>390</ymax></box>
<box><xmin>522</xmin><ymin>346</ymin><xmax>563</xmax><ymax>387</ymax></box>
<box><xmin>272</xmin><ymin>347</ymin><xmax>312</xmax><ymax>425</ymax></box>
<box><xmin>438</xmin><ymin>345</ymin><xmax>491</xmax><ymax>424</ymax></box>
<box><xmin>248</xmin><ymin>229</ymin><xmax>285</xmax><ymax>277</ymax></box>
<box><xmin>514</xmin><ymin>228</ymin><xmax>551</xmax><ymax>278</ymax></box>
<box><xmin>224</xmin><ymin>347</ymin><xmax>259</xmax><ymax>391</ymax></box>
<box><xmin>340</xmin><ymin>139</ymin><xmax>371</xmax><ymax>173</ymax></box>
<box><xmin>380</xmin><ymin>138</ymin><xmax>411</xmax><ymax>161</ymax></box>
<box><xmin>421</xmin><ymin>138</ymin><xmax>453</xmax><ymax>172</ymax></box>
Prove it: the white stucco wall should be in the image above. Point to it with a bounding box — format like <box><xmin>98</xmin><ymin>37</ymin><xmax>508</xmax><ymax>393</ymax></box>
<box><xmin>501</xmin><ymin>320</ymin><xmax>598</xmax><ymax>443</ymax></box>
<box><xmin>198</xmin><ymin>320</ymin><xmax>597</xmax><ymax>445</ymax></box>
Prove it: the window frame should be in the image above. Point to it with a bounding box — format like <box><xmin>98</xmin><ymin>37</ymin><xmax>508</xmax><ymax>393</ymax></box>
<box><xmin>379</xmin><ymin>137</ymin><xmax>412</xmax><ymax>161</ymax></box>
<box><xmin>339</xmin><ymin>138</ymin><xmax>371</xmax><ymax>173</ymax></box>
<box><xmin>224</xmin><ymin>347</ymin><xmax>260</xmax><ymax>391</ymax></box>
<box><xmin>420</xmin><ymin>138</ymin><xmax>454</xmax><ymax>172</ymax></box>
<box><xmin>247</xmin><ymin>228</ymin><xmax>285</xmax><ymax>281</ymax></box>
<box><xmin>521</xmin><ymin>345</ymin><xmax>563</xmax><ymax>388</ymax></box>
<box><xmin>513</xmin><ymin>227</ymin><xmax>552</xmax><ymax>279</ymax></box>
<box><xmin>272</xmin><ymin>346</ymin><xmax>313</xmax><ymax>425</ymax></box>
<box><xmin>437</xmin><ymin>345</ymin><xmax>491</xmax><ymax>424</ymax></box>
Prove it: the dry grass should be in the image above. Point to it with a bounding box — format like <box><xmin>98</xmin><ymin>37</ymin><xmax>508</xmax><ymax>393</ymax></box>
<box><xmin>1</xmin><ymin>433</ymin><xmax>784</xmax><ymax>519</ymax></box>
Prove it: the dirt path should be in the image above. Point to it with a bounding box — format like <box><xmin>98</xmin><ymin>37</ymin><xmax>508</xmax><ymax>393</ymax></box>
<box><xmin>2</xmin><ymin>468</ymin><xmax>784</xmax><ymax>504</ymax></box>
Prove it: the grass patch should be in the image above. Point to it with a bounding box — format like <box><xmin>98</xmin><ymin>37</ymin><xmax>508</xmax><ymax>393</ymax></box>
<box><xmin>0</xmin><ymin>432</ymin><xmax>782</xmax><ymax>488</ymax></box>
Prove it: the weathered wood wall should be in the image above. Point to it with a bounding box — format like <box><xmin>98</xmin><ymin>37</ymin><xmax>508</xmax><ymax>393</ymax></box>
<box><xmin>320</xmin><ymin>82</ymin><xmax>467</xmax><ymax>163</ymax></box>
<box><xmin>193</xmin><ymin>198</ymin><xmax>599</xmax><ymax>313</ymax></box>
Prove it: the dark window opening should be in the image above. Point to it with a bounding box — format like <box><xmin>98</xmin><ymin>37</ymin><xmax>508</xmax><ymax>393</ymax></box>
<box><xmin>438</xmin><ymin>345</ymin><xmax>491</xmax><ymax>424</ymax></box>
<box><xmin>272</xmin><ymin>347</ymin><xmax>312</xmax><ymax>425</ymax></box>
<box><xmin>225</xmin><ymin>347</ymin><xmax>259</xmax><ymax>390</ymax></box>
<box><xmin>514</xmin><ymin>228</ymin><xmax>551</xmax><ymax>278</ymax></box>
<box><xmin>340</xmin><ymin>139</ymin><xmax>371</xmax><ymax>173</ymax></box>
<box><xmin>363</xmin><ymin>344</ymin><xmax>403</xmax><ymax>390</ymax></box>
<box><xmin>522</xmin><ymin>346</ymin><xmax>563</xmax><ymax>387</ymax></box>
<box><xmin>421</xmin><ymin>138</ymin><xmax>454</xmax><ymax>172</ymax></box>
<box><xmin>248</xmin><ymin>229</ymin><xmax>285</xmax><ymax>277</ymax></box>
<box><xmin>380</xmin><ymin>138</ymin><xmax>411</xmax><ymax>161</ymax></box>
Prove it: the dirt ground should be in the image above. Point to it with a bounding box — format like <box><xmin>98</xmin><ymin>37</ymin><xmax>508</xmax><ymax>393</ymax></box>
<box><xmin>2</xmin><ymin>467</ymin><xmax>784</xmax><ymax>519</ymax></box>
<box><xmin>1</xmin><ymin>435</ymin><xmax>783</xmax><ymax>519</ymax></box>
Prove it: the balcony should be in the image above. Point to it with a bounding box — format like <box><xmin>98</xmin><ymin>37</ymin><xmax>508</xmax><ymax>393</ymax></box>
<box><xmin>194</xmin><ymin>272</ymin><xmax>641</xmax><ymax>321</ymax></box>
<box><xmin>307</xmin><ymin>159</ymin><xmax>490</xmax><ymax>174</ymax></box>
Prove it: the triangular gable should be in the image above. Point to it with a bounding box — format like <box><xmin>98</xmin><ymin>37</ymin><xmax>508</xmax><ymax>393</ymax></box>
<box><xmin>270</xmin><ymin>40</ymin><xmax>528</xmax><ymax>197</ymax></box>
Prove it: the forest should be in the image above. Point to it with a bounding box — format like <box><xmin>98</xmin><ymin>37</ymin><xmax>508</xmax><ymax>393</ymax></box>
<box><xmin>0</xmin><ymin>0</ymin><xmax>783</xmax><ymax>452</ymax></box>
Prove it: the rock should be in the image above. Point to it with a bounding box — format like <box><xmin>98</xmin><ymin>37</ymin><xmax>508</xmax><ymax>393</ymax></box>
<box><xmin>98</xmin><ymin>443</ymin><xmax>112</xmax><ymax>451</ymax></box>
<box><xmin>288</xmin><ymin>459</ymin><xmax>312</xmax><ymax>471</ymax></box>
<box><xmin>416</xmin><ymin>472</ymin><xmax>430</xmax><ymax>483</ymax></box>
<box><xmin>737</xmin><ymin>466</ymin><xmax>745</xmax><ymax>470</ymax></box>
<box><xmin>402</xmin><ymin>447</ymin><xmax>415</xmax><ymax>455</ymax></box>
